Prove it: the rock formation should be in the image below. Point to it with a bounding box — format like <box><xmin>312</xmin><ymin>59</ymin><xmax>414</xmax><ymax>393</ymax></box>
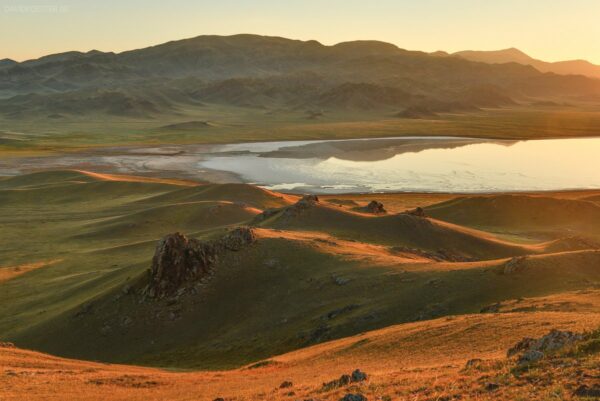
<box><xmin>363</xmin><ymin>200</ymin><xmax>386</xmax><ymax>214</ymax></box>
<box><xmin>146</xmin><ymin>227</ymin><xmax>256</xmax><ymax>299</ymax></box>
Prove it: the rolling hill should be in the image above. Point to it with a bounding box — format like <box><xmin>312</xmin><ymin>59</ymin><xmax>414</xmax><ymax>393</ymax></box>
<box><xmin>1</xmin><ymin>171</ymin><xmax>599</xmax><ymax>374</ymax></box>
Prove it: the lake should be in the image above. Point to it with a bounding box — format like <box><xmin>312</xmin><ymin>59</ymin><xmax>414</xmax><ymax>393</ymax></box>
<box><xmin>3</xmin><ymin>136</ymin><xmax>600</xmax><ymax>194</ymax></box>
<box><xmin>199</xmin><ymin>136</ymin><xmax>600</xmax><ymax>193</ymax></box>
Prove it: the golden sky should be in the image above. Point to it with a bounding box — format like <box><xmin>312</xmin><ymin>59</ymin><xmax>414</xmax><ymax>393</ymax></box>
<box><xmin>1</xmin><ymin>0</ymin><xmax>599</xmax><ymax>64</ymax></box>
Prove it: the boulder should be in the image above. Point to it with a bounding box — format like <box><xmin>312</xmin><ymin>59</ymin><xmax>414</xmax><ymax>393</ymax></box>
<box><xmin>508</xmin><ymin>329</ymin><xmax>583</xmax><ymax>357</ymax></box>
<box><xmin>351</xmin><ymin>369</ymin><xmax>368</xmax><ymax>382</ymax></box>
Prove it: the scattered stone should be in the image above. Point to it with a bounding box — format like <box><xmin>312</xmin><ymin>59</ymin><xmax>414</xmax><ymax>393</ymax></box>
<box><xmin>351</xmin><ymin>369</ymin><xmax>368</xmax><ymax>382</ymax></box>
<box><xmin>279</xmin><ymin>381</ymin><xmax>293</xmax><ymax>388</ymax></box>
<box><xmin>574</xmin><ymin>385</ymin><xmax>600</xmax><ymax>398</ymax></box>
<box><xmin>364</xmin><ymin>201</ymin><xmax>386</xmax><ymax>214</ymax></box>
<box><xmin>484</xmin><ymin>383</ymin><xmax>500</xmax><ymax>392</ymax></box>
<box><xmin>323</xmin><ymin>370</ymin><xmax>368</xmax><ymax>391</ymax></box>
<box><xmin>340</xmin><ymin>394</ymin><xmax>367</xmax><ymax>401</ymax></box>
<box><xmin>322</xmin><ymin>374</ymin><xmax>351</xmax><ymax>391</ymax></box>
<box><xmin>465</xmin><ymin>358</ymin><xmax>483</xmax><ymax>368</ymax></box>
<box><xmin>0</xmin><ymin>342</ymin><xmax>15</xmax><ymax>348</ymax></box>
<box><xmin>213</xmin><ymin>398</ymin><xmax>225</xmax><ymax>401</ymax></box>
<box><xmin>333</xmin><ymin>276</ymin><xmax>351</xmax><ymax>286</ymax></box>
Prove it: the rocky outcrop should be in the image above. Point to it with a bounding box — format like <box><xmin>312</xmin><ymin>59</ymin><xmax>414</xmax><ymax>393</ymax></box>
<box><xmin>322</xmin><ymin>369</ymin><xmax>368</xmax><ymax>391</ymax></box>
<box><xmin>363</xmin><ymin>200</ymin><xmax>386</xmax><ymax>214</ymax></box>
<box><xmin>145</xmin><ymin>227</ymin><xmax>256</xmax><ymax>299</ymax></box>
<box><xmin>507</xmin><ymin>329</ymin><xmax>584</xmax><ymax>365</ymax></box>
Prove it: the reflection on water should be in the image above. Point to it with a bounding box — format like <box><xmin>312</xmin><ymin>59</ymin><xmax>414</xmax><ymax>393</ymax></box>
<box><xmin>200</xmin><ymin>136</ymin><xmax>600</xmax><ymax>193</ymax></box>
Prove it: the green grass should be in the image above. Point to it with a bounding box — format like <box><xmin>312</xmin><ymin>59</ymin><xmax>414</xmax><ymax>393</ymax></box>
<box><xmin>2</xmin><ymin>105</ymin><xmax>600</xmax><ymax>155</ymax></box>
<box><xmin>1</xmin><ymin>171</ymin><xmax>599</xmax><ymax>369</ymax></box>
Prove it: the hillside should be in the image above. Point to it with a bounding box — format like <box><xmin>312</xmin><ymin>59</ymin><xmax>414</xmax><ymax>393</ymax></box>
<box><xmin>2</xmin><ymin>304</ymin><xmax>600</xmax><ymax>400</ymax></box>
<box><xmin>454</xmin><ymin>48</ymin><xmax>600</xmax><ymax>79</ymax></box>
<box><xmin>0</xmin><ymin>171</ymin><xmax>599</xmax><ymax>372</ymax></box>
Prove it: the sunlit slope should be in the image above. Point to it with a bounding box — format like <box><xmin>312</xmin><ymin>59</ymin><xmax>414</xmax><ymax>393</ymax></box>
<box><xmin>426</xmin><ymin>195</ymin><xmax>600</xmax><ymax>239</ymax></box>
<box><xmin>2</xmin><ymin>307</ymin><xmax>600</xmax><ymax>401</ymax></box>
<box><xmin>0</xmin><ymin>171</ymin><xmax>276</xmax><ymax>344</ymax></box>
<box><xmin>1</xmin><ymin>170</ymin><xmax>599</xmax><ymax>372</ymax></box>
<box><xmin>12</xmin><ymin>229</ymin><xmax>600</xmax><ymax>369</ymax></box>
<box><xmin>256</xmin><ymin>200</ymin><xmax>537</xmax><ymax>260</ymax></box>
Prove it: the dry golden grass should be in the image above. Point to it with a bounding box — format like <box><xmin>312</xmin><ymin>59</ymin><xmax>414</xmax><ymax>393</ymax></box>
<box><xmin>0</xmin><ymin>260</ymin><xmax>61</xmax><ymax>283</ymax></box>
<box><xmin>74</xmin><ymin>170</ymin><xmax>201</xmax><ymax>186</ymax></box>
<box><xmin>1</xmin><ymin>310</ymin><xmax>598</xmax><ymax>401</ymax></box>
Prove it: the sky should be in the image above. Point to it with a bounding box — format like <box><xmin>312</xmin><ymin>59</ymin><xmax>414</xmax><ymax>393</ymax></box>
<box><xmin>1</xmin><ymin>0</ymin><xmax>599</xmax><ymax>64</ymax></box>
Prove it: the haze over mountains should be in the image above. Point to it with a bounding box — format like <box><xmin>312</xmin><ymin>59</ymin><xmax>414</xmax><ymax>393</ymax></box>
<box><xmin>452</xmin><ymin>48</ymin><xmax>600</xmax><ymax>80</ymax></box>
<box><xmin>1</xmin><ymin>34</ymin><xmax>599</xmax><ymax>119</ymax></box>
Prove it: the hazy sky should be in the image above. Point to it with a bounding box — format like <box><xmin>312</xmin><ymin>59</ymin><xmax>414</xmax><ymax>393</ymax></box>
<box><xmin>1</xmin><ymin>0</ymin><xmax>599</xmax><ymax>63</ymax></box>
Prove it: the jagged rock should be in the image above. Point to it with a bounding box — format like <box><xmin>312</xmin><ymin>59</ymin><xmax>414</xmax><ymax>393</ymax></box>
<box><xmin>340</xmin><ymin>394</ymin><xmax>367</xmax><ymax>401</ymax></box>
<box><xmin>323</xmin><ymin>374</ymin><xmax>352</xmax><ymax>391</ymax></box>
<box><xmin>484</xmin><ymin>383</ymin><xmax>500</xmax><ymax>391</ymax></box>
<box><xmin>147</xmin><ymin>228</ymin><xmax>256</xmax><ymax>299</ymax></box>
<box><xmin>148</xmin><ymin>232</ymin><xmax>217</xmax><ymax>299</ymax></box>
<box><xmin>503</xmin><ymin>256</ymin><xmax>527</xmax><ymax>274</ymax></box>
<box><xmin>279</xmin><ymin>381</ymin><xmax>293</xmax><ymax>388</ymax></box>
<box><xmin>213</xmin><ymin>398</ymin><xmax>225</xmax><ymax>401</ymax></box>
<box><xmin>508</xmin><ymin>329</ymin><xmax>584</xmax><ymax>357</ymax></box>
<box><xmin>518</xmin><ymin>350</ymin><xmax>544</xmax><ymax>365</ymax></box>
<box><xmin>0</xmin><ymin>342</ymin><xmax>14</xmax><ymax>348</ymax></box>
<box><xmin>351</xmin><ymin>369</ymin><xmax>368</xmax><ymax>382</ymax></box>
<box><xmin>220</xmin><ymin>227</ymin><xmax>257</xmax><ymax>251</ymax></box>
<box><xmin>364</xmin><ymin>201</ymin><xmax>386</xmax><ymax>214</ymax></box>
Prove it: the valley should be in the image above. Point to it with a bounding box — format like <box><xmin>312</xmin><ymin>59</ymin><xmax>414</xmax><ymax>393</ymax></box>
<box><xmin>1</xmin><ymin>170</ymin><xmax>599</xmax><ymax>400</ymax></box>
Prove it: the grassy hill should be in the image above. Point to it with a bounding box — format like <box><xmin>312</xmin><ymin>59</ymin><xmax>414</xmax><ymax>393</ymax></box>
<box><xmin>1</xmin><ymin>170</ymin><xmax>599</xmax><ymax>376</ymax></box>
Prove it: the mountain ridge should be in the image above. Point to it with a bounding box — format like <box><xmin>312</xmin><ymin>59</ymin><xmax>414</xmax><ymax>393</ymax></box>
<box><xmin>453</xmin><ymin>47</ymin><xmax>600</xmax><ymax>79</ymax></box>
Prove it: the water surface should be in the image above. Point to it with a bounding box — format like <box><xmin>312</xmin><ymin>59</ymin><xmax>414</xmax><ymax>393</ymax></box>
<box><xmin>199</xmin><ymin>136</ymin><xmax>600</xmax><ymax>193</ymax></box>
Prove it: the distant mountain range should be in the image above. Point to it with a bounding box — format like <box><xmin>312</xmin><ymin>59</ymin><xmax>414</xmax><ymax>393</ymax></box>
<box><xmin>452</xmin><ymin>48</ymin><xmax>600</xmax><ymax>80</ymax></box>
<box><xmin>1</xmin><ymin>35</ymin><xmax>599</xmax><ymax>119</ymax></box>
